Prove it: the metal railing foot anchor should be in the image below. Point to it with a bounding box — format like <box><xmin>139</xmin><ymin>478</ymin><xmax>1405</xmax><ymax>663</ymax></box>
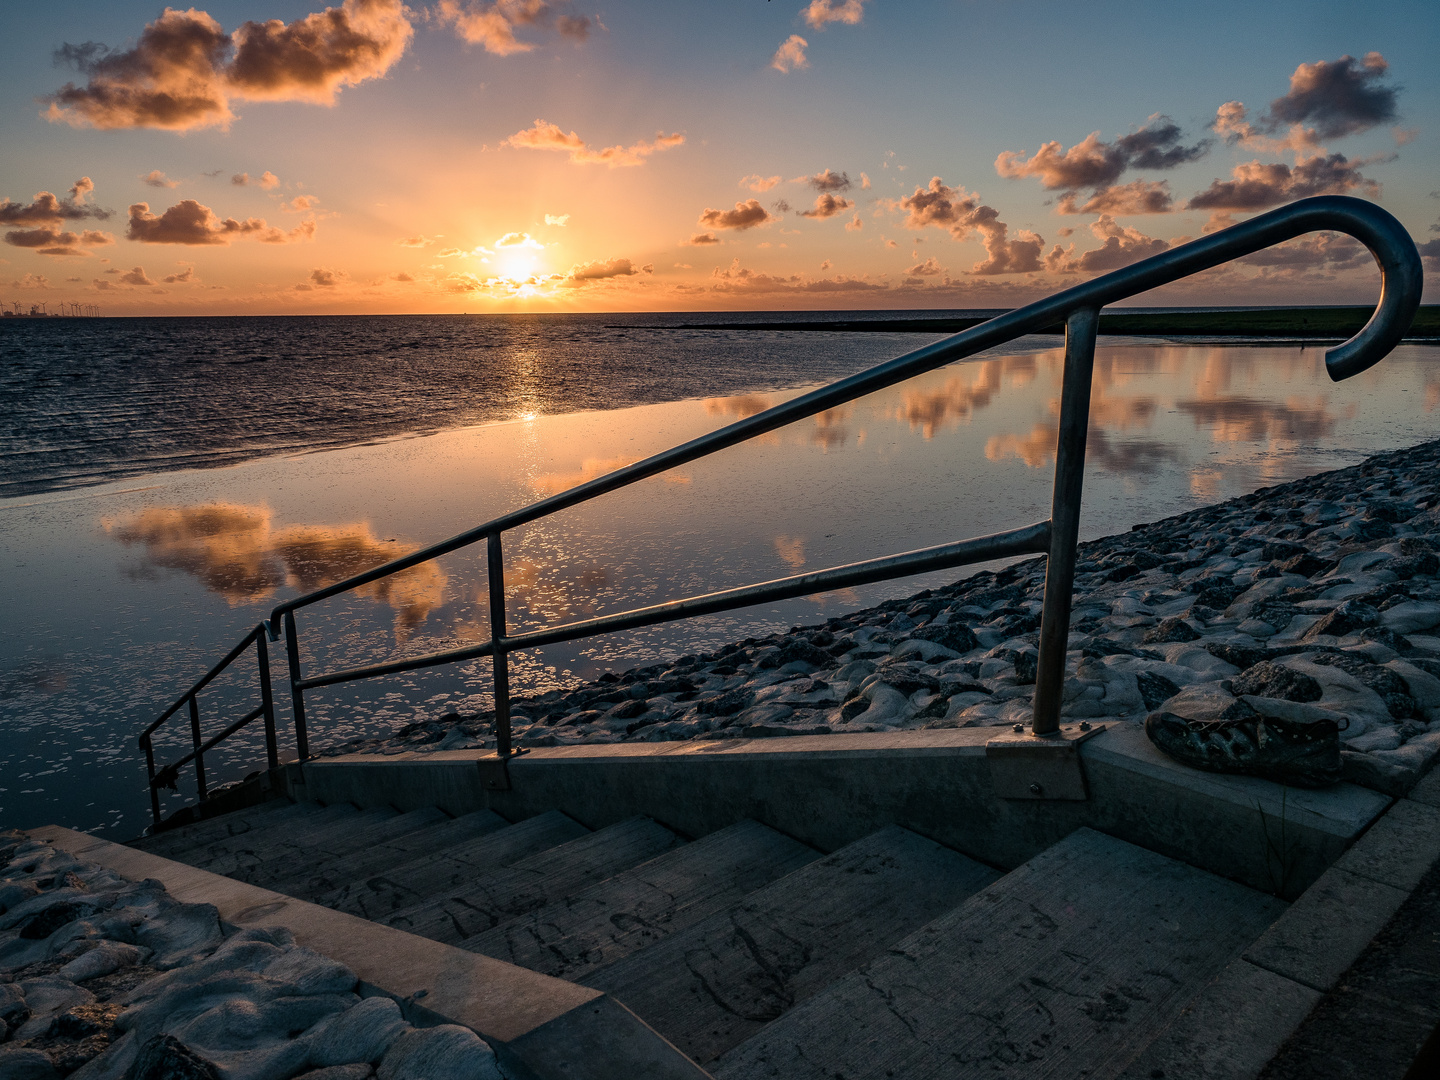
<box><xmin>477</xmin><ymin>747</ymin><xmax>528</xmax><ymax>792</ymax></box>
<box><xmin>987</xmin><ymin>722</ymin><xmax>1106</xmax><ymax>800</ymax></box>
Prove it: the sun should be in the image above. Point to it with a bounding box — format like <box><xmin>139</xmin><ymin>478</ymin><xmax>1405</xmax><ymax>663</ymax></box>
<box><xmin>496</xmin><ymin>251</ymin><xmax>538</xmax><ymax>282</ymax></box>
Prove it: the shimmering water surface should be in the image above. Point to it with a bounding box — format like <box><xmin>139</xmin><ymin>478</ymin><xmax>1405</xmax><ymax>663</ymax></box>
<box><xmin>2</xmin><ymin>314</ymin><xmax>1437</xmax><ymax>837</ymax></box>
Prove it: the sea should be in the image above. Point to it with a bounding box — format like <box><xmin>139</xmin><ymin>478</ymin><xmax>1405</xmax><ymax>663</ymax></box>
<box><xmin>2</xmin><ymin>311</ymin><xmax>1437</xmax><ymax>837</ymax></box>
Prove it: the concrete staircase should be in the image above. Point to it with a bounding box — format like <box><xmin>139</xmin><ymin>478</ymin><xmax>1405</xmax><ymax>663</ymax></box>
<box><xmin>131</xmin><ymin>798</ymin><xmax>1292</xmax><ymax>1078</ymax></box>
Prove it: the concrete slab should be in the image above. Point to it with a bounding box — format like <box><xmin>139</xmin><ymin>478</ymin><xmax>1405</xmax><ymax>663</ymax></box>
<box><xmin>296</xmin><ymin>724</ymin><xmax>1390</xmax><ymax>898</ymax></box>
<box><xmin>1244</xmin><ymin>866</ymin><xmax>1409</xmax><ymax>992</ymax></box>
<box><xmin>1115</xmin><ymin>958</ymin><xmax>1322</xmax><ymax>1080</ymax></box>
<box><xmin>31</xmin><ymin>826</ymin><xmax>709</xmax><ymax>1080</ymax></box>
<box><xmin>715</xmin><ymin>828</ymin><xmax>1285</xmax><ymax>1080</ymax></box>
<box><xmin>1334</xmin><ymin>797</ymin><xmax>1440</xmax><ymax>892</ymax></box>
<box><xmin>1406</xmin><ymin>762</ymin><xmax>1440</xmax><ymax>809</ymax></box>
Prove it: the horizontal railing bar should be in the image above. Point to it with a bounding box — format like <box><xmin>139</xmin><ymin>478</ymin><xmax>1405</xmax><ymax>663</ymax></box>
<box><xmin>295</xmin><ymin>520</ymin><xmax>1050</xmax><ymax>692</ymax></box>
<box><xmin>152</xmin><ymin>704</ymin><xmax>265</xmax><ymax>781</ymax></box>
<box><xmin>265</xmin><ymin>197</ymin><xmax>1419</xmax><ymax>630</ymax></box>
<box><xmin>142</xmin><ymin>625</ymin><xmax>261</xmax><ymax>739</ymax></box>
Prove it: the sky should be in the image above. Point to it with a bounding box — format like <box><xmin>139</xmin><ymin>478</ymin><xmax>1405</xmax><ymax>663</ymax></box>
<box><xmin>1</xmin><ymin>0</ymin><xmax>1438</xmax><ymax>314</ymax></box>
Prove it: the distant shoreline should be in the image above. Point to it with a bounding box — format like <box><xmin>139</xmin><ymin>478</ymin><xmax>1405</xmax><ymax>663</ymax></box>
<box><xmin>613</xmin><ymin>305</ymin><xmax>1440</xmax><ymax>340</ymax></box>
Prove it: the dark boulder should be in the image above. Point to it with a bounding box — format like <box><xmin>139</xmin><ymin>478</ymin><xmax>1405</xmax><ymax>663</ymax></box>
<box><xmin>1302</xmin><ymin>600</ymin><xmax>1381</xmax><ymax>640</ymax></box>
<box><xmin>1141</xmin><ymin>616</ymin><xmax>1200</xmax><ymax>644</ymax></box>
<box><xmin>1136</xmin><ymin>670</ymin><xmax>1182</xmax><ymax>711</ymax></box>
<box><xmin>913</xmin><ymin>621</ymin><xmax>979</xmax><ymax>654</ymax></box>
<box><xmin>1230</xmin><ymin>661</ymin><xmax>1322</xmax><ymax>702</ymax></box>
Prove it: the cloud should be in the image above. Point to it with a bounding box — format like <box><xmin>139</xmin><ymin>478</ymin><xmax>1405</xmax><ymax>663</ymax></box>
<box><xmin>699</xmin><ymin>198</ymin><xmax>775</xmax><ymax>231</ymax></box>
<box><xmin>396</xmin><ymin>234</ymin><xmax>437</xmax><ymax>247</ymax></box>
<box><xmin>802</xmin><ymin>0</ymin><xmax>865</xmax><ymax>28</ymax></box>
<box><xmin>3</xmin><ymin>227</ymin><xmax>114</xmax><ymax>256</ymax></box>
<box><xmin>141</xmin><ymin>170</ymin><xmax>179</xmax><ymax>188</ymax></box>
<box><xmin>1045</xmin><ymin>215</ymin><xmax>1168</xmax><ymax>274</ymax></box>
<box><xmin>232</xmin><ymin>171</ymin><xmax>281</xmax><ymax>189</ymax></box>
<box><xmin>436</xmin><ymin>0</ymin><xmax>593</xmax><ymax>56</ymax></box>
<box><xmin>504</xmin><ymin>119</ymin><xmax>685</xmax><ymax>167</ymax></box>
<box><xmin>392</xmin><ymin>271</ymin><xmax>414</xmax><ymax>281</ymax></box>
<box><xmin>741</xmin><ymin>174</ymin><xmax>782</xmax><ymax>192</ymax></box>
<box><xmin>996</xmin><ymin>117</ymin><xmax>1208</xmax><ymax>193</ymax></box>
<box><xmin>1058</xmin><ymin>179</ymin><xmax>1173</xmax><ymax>215</ymax></box>
<box><xmin>799</xmin><ymin>193</ymin><xmax>854</xmax><ymax>219</ymax></box>
<box><xmin>1418</xmin><ymin>237</ymin><xmax>1440</xmax><ymax>271</ymax></box>
<box><xmin>126</xmin><ymin>199</ymin><xmax>316</xmax><ymax>245</ymax></box>
<box><xmin>544</xmin><ymin>213</ymin><xmax>569</xmax><ymax>225</ymax></box>
<box><xmin>0</xmin><ymin>179</ymin><xmax>109</xmax><ymax>227</ymax></box>
<box><xmin>308</xmin><ymin>267</ymin><xmax>343</xmax><ymax>286</ymax></box>
<box><xmin>906</xmin><ymin>257</ymin><xmax>943</xmax><ymax>276</ymax></box>
<box><xmin>496</xmin><ymin>231</ymin><xmax>542</xmax><ymax>248</ymax></box>
<box><xmin>1265</xmin><ymin>53</ymin><xmax>1398</xmax><ymax>139</ymax></box>
<box><xmin>566</xmin><ymin>257</ymin><xmax>642</xmax><ymax>282</ymax></box>
<box><xmin>708</xmin><ymin>258</ymin><xmax>888</xmax><ymax>296</ymax></box>
<box><xmin>685</xmin><ymin>232</ymin><xmax>721</xmax><ymax>246</ymax></box>
<box><xmin>1237</xmin><ymin>231</ymin><xmax>1369</xmax><ymax>271</ymax></box>
<box><xmin>845</xmin><ymin>213</ymin><xmax>863</xmax><ymax>232</ymax></box>
<box><xmin>163</xmin><ymin>264</ymin><xmax>196</xmax><ymax>283</ymax></box>
<box><xmin>10</xmin><ymin>273</ymin><xmax>51</xmax><ymax>289</ymax></box>
<box><xmin>45</xmin><ymin>0</ymin><xmax>412</xmax><ymax>131</ymax></box>
<box><xmin>799</xmin><ymin>169</ymin><xmax>851</xmax><ymax>193</ymax></box>
<box><xmin>116</xmin><ymin>265</ymin><xmax>156</xmax><ymax>286</ymax></box>
<box><xmin>1187</xmin><ymin>154</ymin><xmax>1379</xmax><ymax>212</ymax></box>
<box><xmin>282</xmin><ymin>195</ymin><xmax>318</xmax><ymax>212</ymax></box>
<box><xmin>772</xmin><ymin>35</ymin><xmax>808</xmax><ymax>72</ymax></box>
<box><xmin>893</xmin><ymin>178</ymin><xmax>1042</xmax><ymax>274</ymax></box>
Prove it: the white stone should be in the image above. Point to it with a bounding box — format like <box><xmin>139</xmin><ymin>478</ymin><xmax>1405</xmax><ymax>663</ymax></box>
<box><xmin>1345</xmin><ymin>725</ymin><xmax>1402</xmax><ymax>752</ymax></box>
<box><xmin>134</xmin><ymin>902</ymin><xmax>224</xmax><ymax>969</ymax></box>
<box><xmin>1387</xmin><ymin>661</ymin><xmax>1440</xmax><ymax>709</ymax></box>
<box><xmin>14</xmin><ymin>976</ymin><xmax>94</xmax><ymax>1041</ymax></box>
<box><xmin>58</xmin><ymin>940</ymin><xmax>146</xmax><ymax>982</ymax></box>
<box><xmin>892</xmin><ymin>638</ymin><xmax>959</xmax><ymax>662</ymax></box>
<box><xmin>377</xmin><ymin>1025</ymin><xmax>502</xmax><ymax>1080</ymax></box>
<box><xmin>306</xmin><ymin>996</ymin><xmax>409</xmax><ymax>1069</ymax></box>
<box><xmin>1381</xmin><ymin>601</ymin><xmax>1440</xmax><ymax>635</ymax></box>
<box><xmin>1154</xmin><ymin>682</ymin><xmax>1236</xmax><ymax>721</ymax></box>
<box><xmin>1236</xmin><ymin>619</ymin><xmax>1276</xmax><ymax>638</ymax></box>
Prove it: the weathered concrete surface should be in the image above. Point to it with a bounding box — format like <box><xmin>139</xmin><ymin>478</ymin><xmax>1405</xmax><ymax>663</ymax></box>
<box><xmin>296</xmin><ymin>724</ymin><xmax>1389</xmax><ymax>898</ymax></box>
<box><xmin>32</xmin><ymin>826</ymin><xmax>710</xmax><ymax>1080</ymax></box>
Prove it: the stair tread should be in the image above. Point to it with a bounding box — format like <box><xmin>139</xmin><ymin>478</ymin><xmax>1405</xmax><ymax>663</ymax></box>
<box><xmin>271</xmin><ymin>809</ymin><xmax>509</xmax><ymax>902</ymax></box>
<box><xmin>176</xmin><ymin>803</ymin><xmax>362</xmax><ymax>868</ymax></box>
<box><xmin>385</xmin><ymin>816</ymin><xmax>683</xmax><ymax>946</ymax></box>
<box><xmin>715</xmin><ymin>826</ymin><xmax>1288</xmax><ymax>1080</ymax></box>
<box><xmin>585</xmin><ymin>824</ymin><xmax>999</xmax><ymax>1066</ymax></box>
<box><xmin>318</xmin><ymin>810</ymin><xmax>590</xmax><ymax>920</ymax></box>
<box><xmin>200</xmin><ymin>806</ymin><xmax>395</xmax><ymax>876</ymax></box>
<box><xmin>129</xmin><ymin>798</ymin><xmax>300</xmax><ymax>856</ymax></box>
<box><xmin>230</xmin><ymin>806</ymin><xmax>451</xmax><ymax>888</ymax></box>
<box><xmin>464</xmin><ymin>819</ymin><xmax>818</xmax><ymax>980</ymax></box>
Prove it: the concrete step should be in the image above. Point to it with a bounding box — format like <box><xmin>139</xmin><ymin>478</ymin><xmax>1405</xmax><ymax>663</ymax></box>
<box><xmin>464</xmin><ymin>819</ymin><xmax>819</xmax><ymax>981</ymax></box>
<box><xmin>385</xmin><ymin>816</ymin><xmax>684</xmax><ymax>946</ymax></box>
<box><xmin>198</xmin><ymin>805</ymin><xmax>398</xmax><ymax>878</ymax></box>
<box><xmin>318</xmin><ymin>809</ymin><xmax>591</xmax><ymax>921</ymax></box>
<box><xmin>585</xmin><ymin>825</ymin><xmax>999</xmax><ymax>1068</ymax></box>
<box><xmin>267</xmin><ymin>808</ymin><xmax>510</xmax><ymax>902</ymax></box>
<box><xmin>715</xmin><ymin>827</ymin><xmax>1288</xmax><ymax>1080</ymax></box>
<box><xmin>226</xmin><ymin>805</ymin><xmax>452</xmax><ymax>888</ymax></box>
<box><xmin>129</xmin><ymin>797</ymin><xmax>301</xmax><ymax>858</ymax></box>
<box><xmin>173</xmin><ymin>802</ymin><xmax>364</xmax><ymax>869</ymax></box>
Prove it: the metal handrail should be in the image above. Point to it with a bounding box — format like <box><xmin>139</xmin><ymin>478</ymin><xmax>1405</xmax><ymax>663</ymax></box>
<box><xmin>139</xmin><ymin>195</ymin><xmax>1423</xmax><ymax>825</ymax></box>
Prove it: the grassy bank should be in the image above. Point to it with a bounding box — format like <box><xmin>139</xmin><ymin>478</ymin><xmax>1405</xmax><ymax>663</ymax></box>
<box><xmin>636</xmin><ymin>306</ymin><xmax>1440</xmax><ymax>339</ymax></box>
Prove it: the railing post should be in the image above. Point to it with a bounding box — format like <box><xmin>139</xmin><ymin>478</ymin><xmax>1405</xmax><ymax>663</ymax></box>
<box><xmin>142</xmin><ymin>735</ymin><xmax>160</xmax><ymax>825</ymax></box>
<box><xmin>256</xmin><ymin>629</ymin><xmax>279</xmax><ymax>770</ymax></box>
<box><xmin>283</xmin><ymin>610</ymin><xmax>310</xmax><ymax>760</ymax></box>
<box><xmin>188</xmin><ymin>695</ymin><xmax>207</xmax><ymax>801</ymax></box>
<box><xmin>1032</xmin><ymin>306</ymin><xmax>1100</xmax><ymax>736</ymax></box>
<box><xmin>487</xmin><ymin>531</ymin><xmax>513</xmax><ymax>758</ymax></box>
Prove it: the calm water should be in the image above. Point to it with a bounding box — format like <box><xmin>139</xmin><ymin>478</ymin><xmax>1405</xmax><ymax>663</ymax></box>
<box><xmin>1</xmin><ymin>313</ymin><xmax>1437</xmax><ymax>837</ymax></box>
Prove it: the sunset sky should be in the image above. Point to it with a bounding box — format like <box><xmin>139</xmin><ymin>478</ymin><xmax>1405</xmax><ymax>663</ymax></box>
<box><xmin>2</xmin><ymin>0</ymin><xmax>1437</xmax><ymax>314</ymax></box>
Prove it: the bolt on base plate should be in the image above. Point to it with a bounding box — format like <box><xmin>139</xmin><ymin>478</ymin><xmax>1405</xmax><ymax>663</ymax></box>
<box><xmin>985</xmin><ymin>723</ymin><xmax>1106</xmax><ymax>801</ymax></box>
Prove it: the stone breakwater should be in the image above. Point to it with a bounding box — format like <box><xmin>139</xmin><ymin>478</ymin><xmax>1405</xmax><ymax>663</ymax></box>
<box><xmin>324</xmin><ymin>437</ymin><xmax>1440</xmax><ymax>796</ymax></box>
<box><xmin>0</xmin><ymin>833</ymin><xmax>501</xmax><ymax>1079</ymax></box>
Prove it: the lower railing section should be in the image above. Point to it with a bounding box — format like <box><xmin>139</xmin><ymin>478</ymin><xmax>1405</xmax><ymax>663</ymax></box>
<box><xmin>135</xmin><ymin>195</ymin><xmax>1424</xmax><ymax>826</ymax></box>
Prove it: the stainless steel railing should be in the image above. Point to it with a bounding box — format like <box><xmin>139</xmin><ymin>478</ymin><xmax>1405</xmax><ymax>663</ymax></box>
<box><xmin>139</xmin><ymin>195</ymin><xmax>1423</xmax><ymax>825</ymax></box>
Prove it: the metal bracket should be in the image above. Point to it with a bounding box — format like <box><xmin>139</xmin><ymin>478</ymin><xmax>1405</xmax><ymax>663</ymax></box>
<box><xmin>476</xmin><ymin>749</ymin><xmax>527</xmax><ymax>792</ymax></box>
<box><xmin>985</xmin><ymin>723</ymin><xmax>1105</xmax><ymax>800</ymax></box>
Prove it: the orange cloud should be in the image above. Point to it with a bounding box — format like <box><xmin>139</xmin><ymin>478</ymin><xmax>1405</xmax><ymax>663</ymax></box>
<box><xmin>699</xmin><ymin>199</ymin><xmax>775</xmax><ymax>231</ymax></box>
<box><xmin>232</xmin><ymin>170</ymin><xmax>281</xmax><ymax>189</ymax></box>
<box><xmin>1057</xmin><ymin>179</ymin><xmax>1173</xmax><ymax>215</ymax></box>
<box><xmin>995</xmin><ymin>118</ymin><xmax>1207</xmax><ymax>193</ymax></box>
<box><xmin>799</xmin><ymin>192</ymin><xmax>854</xmax><ymax>219</ymax></box>
<box><xmin>741</xmin><ymin>174</ymin><xmax>782</xmax><ymax>192</ymax></box>
<box><xmin>45</xmin><ymin>0</ymin><xmax>412</xmax><ymax>131</ymax></box>
<box><xmin>771</xmin><ymin>35</ymin><xmax>808</xmax><ymax>72</ymax></box>
<box><xmin>4</xmin><ymin>227</ymin><xmax>114</xmax><ymax>257</ymax></box>
<box><xmin>141</xmin><ymin>170</ymin><xmax>179</xmax><ymax>188</ymax></box>
<box><xmin>1045</xmin><ymin>215</ymin><xmax>1168</xmax><ymax>274</ymax></box>
<box><xmin>0</xmin><ymin>178</ymin><xmax>108</xmax><ymax>227</ymax></box>
<box><xmin>565</xmin><ymin>257</ymin><xmax>646</xmax><ymax>283</ymax></box>
<box><xmin>1188</xmin><ymin>155</ymin><xmax>1379</xmax><ymax>212</ymax></box>
<box><xmin>802</xmin><ymin>0</ymin><xmax>865</xmax><ymax>28</ymax></box>
<box><xmin>127</xmin><ymin>199</ymin><xmax>316</xmax><ymax>245</ymax></box>
<box><xmin>505</xmin><ymin>119</ymin><xmax>684</xmax><ymax>167</ymax></box>
<box><xmin>894</xmin><ymin>177</ymin><xmax>1042</xmax><ymax>275</ymax></box>
<box><xmin>437</xmin><ymin>0</ymin><xmax>592</xmax><ymax>56</ymax></box>
<box><xmin>686</xmin><ymin>232</ymin><xmax>721</xmax><ymax>246</ymax></box>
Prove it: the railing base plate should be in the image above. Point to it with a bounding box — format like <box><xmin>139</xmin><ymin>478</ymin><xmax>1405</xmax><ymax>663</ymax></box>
<box><xmin>986</xmin><ymin>723</ymin><xmax>1105</xmax><ymax>800</ymax></box>
<box><xmin>477</xmin><ymin>749</ymin><xmax>528</xmax><ymax>792</ymax></box>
